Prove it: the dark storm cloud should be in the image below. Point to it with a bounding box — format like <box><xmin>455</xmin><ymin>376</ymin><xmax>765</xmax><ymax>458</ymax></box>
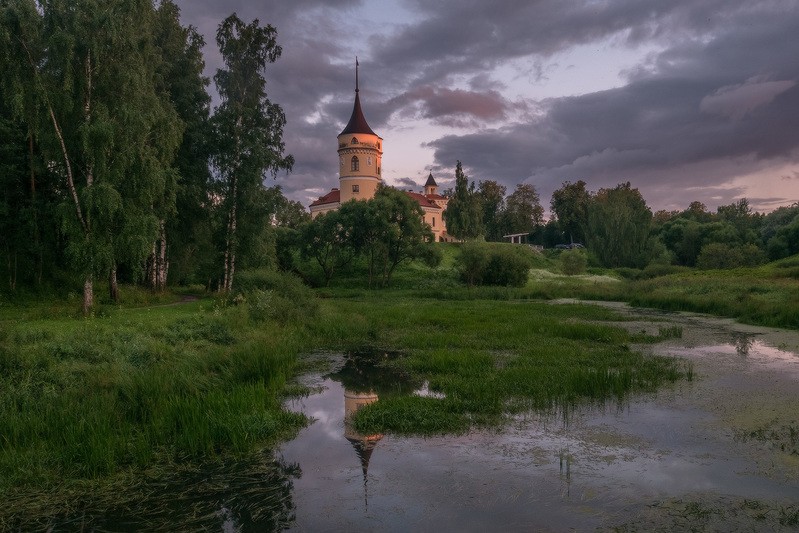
<box><xmin>175</xmin><ymin>0</ymin><xmax>799</xmax><ymax>210</ymax></box>
<box><xmin>426</xmin><ymin>1</ymin><xmax>799</xmax><ymax>211</ymax></box>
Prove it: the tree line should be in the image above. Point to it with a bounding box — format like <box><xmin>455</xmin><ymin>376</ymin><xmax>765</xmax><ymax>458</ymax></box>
<box><xmin>443</xmin><ymin>167</ymin><xmax>799</xmax><ymax>270</ymax></box>
<box><xmin>0</xmin><ymin>1</ymin><xmax>302</xmax><ymax>312</ymax></box>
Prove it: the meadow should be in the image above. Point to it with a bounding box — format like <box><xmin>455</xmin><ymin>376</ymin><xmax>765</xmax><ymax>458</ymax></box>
<box><xmin>2</xmin><ymin>245</ymin><xmax>797</xmax><ymax>523</ymax></box>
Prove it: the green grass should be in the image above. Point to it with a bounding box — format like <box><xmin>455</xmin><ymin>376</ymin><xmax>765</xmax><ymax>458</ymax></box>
<box><xmin>342</xmin><ymin>298</ymin><xmax>691</xmax><ymax>435</ymax></box>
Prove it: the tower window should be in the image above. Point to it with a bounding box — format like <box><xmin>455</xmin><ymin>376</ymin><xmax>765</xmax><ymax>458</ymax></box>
<box><xmin>352</xmin><ymin>184</ymin><xmax>360</xmax><ymax>193</ymax></box>
<box><xmin>432</xmin><ymin>217</ymin><xmax>436</xmax><ymax>227</ymax></box>
<box><xmin>351</xmin><ymin>156</ymin><xmax>359</xmax><ymax>171</ymax></box>
<box><xmin>351</xmin><ymin>137</ymin><xmax>358</xmax><ymax>144</ymax></box>
<box><xmin>377</xmin><ymin>166</ymin><xmax>380</xmax><ymax>175</ymax></box>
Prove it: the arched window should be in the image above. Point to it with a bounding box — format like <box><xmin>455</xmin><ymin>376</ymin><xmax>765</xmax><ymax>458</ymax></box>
<box><xmin>351</xmin><ymin>137</ymin><xmax>358</xmax><ymax>144</ymax></box>
<box><xmin>351</xmin><ymin>156</ymin><xmax>359</xmax><ymax>171</ymax></box>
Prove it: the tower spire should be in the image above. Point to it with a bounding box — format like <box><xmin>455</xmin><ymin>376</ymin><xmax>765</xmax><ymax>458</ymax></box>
<box><xmin>340</xmin><ymin>59</ymin><xmax>376</xmax><ymax>136</ymax></box>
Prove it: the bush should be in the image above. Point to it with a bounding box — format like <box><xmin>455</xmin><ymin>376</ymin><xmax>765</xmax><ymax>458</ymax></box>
<box><xmin>233</xmin><ymin>269</ymin><xmax>318</xmax><ymax>324</ymax></box>
<box><xmin>455</xmin><ymin>243</ymin><xmax>532</xmax><ymax>287</ymax></box>
<box><xmin>560</xmin><ymin>249</ymin><xmax>587</xmax><ymax>276</ymax></box>
<box><xmin>696</xmin><ymin>243</ymin><xmax>766</xmax><ymax>270</ymax></box>
<box><xmin>458</xmin><ymin>243</ymin><xmax>490</xmax><ymax>286</ymax></box>
<box><xmin>640</xmin><ymin>263</ymin><xmax>690</xmax><ymax>279</ymax></box>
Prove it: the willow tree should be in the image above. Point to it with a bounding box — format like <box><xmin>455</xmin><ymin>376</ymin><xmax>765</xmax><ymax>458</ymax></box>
<box><xmin>1</xmin><ymin>0</ymin><xmax>182</xmax><ymax>312</ymax></box>
<box><xmin>586</xmin><ymin>182</ymin><xmax>653</xmax><ymax>268</ymax></box>
<box><xmin>211</xmin><ymin>14</ymin><xmax>293</xmax><ymax>292</ymax></box>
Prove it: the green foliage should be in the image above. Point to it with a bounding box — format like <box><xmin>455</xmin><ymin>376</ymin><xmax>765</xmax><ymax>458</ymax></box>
<box><xmin>560</xmin><ymin>249</ymin><xmax>587</xmax><ymax>275</ymax></box>
<box><xmin>233</xmin><ymin>269</ymin><xmax>319</xmax><ymax>324</ymax></box>
<box><xmin>455</xmin><ymin>242</ymin><xmax>533</xmax><ymax>287</ymax></box>
<box><xmin>1</xmin><ymin>0</ymin><xmax>186</xmax><ymax>310</ymax></box>
<box><xmin>550</xmin><ymin>180</ymin><xmax>590</xmax><ymax>244</ymax></box>
<box><xmin>586</xmin><ymin>182</ymin><xmax>654</xmax><ymax>268</ymax></box>
<box><xmin>696</xmin><ymin>242</ymin><xmax>766</xmax><ymax>270</ymax></box>
<box><xmin>499</xmin><ymin>183</ymin><xmax>544</xmax><ymax>236</ymax></box>
<box><xmin>299</xmin><ymin>209</ymin><xmax>357</xmax><ymax>285</ymax></box>
<box><xmin>476</xmin><ymin>180</ymin><xmax>506</xmax><ymax>241</ymax></box>
<box><xmin>443</xmin><ymin>161</ymin><xmax>482</xmax><ymax>240</ymax></box>
<box><xmin>211</xmin><ymin>14</ymin><xmax>294</xmax><ymax>292</ymax></box>
<box><xmin>299</xmin><ymin>187</ymin><xmax>435</xmax><ymax>287</ymax></box>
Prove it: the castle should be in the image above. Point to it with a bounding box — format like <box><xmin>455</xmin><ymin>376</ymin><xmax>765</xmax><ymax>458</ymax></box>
<box><xmin>309</xmin><ymin>63</ymin><xmax>451</xmax><ymax>242</ymax></box>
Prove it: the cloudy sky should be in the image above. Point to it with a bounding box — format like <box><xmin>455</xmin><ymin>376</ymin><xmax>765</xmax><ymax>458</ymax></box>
<box><xmin>174</xmin><ymin>0</ymin><xmax>799</xmax><ymax>214</ymax></box>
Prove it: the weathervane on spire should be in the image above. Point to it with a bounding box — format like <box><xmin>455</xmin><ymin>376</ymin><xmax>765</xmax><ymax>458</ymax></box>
<box><xmin>355</xmin><ymin>56</ymin><xmax>359</xmax><ymax>93</ymax></box>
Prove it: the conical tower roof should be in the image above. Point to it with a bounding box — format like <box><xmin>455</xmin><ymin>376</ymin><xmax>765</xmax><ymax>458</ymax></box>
<box><xmin>424</xmin><ymin>173</ymin><xmax>438</xmax><ymax>187</ymax></box>
<box><xmin>340</xmin><ymin>59</ymin><xmax>377</xmax><ymax>136</ymax></box>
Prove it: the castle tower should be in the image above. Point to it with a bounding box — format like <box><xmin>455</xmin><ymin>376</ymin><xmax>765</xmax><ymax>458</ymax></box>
<box><xmin>338</xmin><ymin>59</ymin><xmax>383</xmax><ymax>203</ymax></box>
<box><xmin>424</xmin><ymin>172</ymin><xmax>438</xmax><ymax>196</ymax></box>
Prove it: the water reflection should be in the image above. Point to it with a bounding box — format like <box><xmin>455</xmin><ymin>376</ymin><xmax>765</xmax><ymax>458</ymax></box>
<box><xmin>344</xmin><ymin>388</ymin><xmax>383</xmax><ymax>508</ymax></box>
<box><xmin>328</xmin><ymin>349</ymin><xmax>421</xmax><ymax>508</ymax></box>
<box><xmin>733</xmin><ymin>332</ymin><xmax>755</xmax><ymax>357</ymax></box>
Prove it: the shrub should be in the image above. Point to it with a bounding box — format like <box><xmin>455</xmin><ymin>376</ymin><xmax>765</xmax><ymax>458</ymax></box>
<box><xmin>560</xmin><ymin>249</ymin><xmax>587</xmax><ymax>276</ymax></box>
<box><xmin>455</xmin><ymin>243</ymin><xmax>532</xmax><ymax>287</ymax></box>
<box><xmin>696</xmin><ymin>243</ymin><xmax>766</xmax><ymax>270</ymax></box>
<box><xmin>457</xmin><ymin>242</ymin><xmax>490</xmax><ymax>286</ymax></box>
<box><xmin>234</xmin><ymin>269</ymin><xmax>318</xmax><ymax>324</ymax></box>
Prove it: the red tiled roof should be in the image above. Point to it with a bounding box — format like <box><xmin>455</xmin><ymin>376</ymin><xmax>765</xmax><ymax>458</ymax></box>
<box><xmin>405</xmin><ymin>191</ymin><xmax>440</xmax><ymax>209</ymax></box>
<box><xmin>426</xmin><ymin>193</ymin><xmax>447</xmax><ymax>200</ymax></box>
<box><xmin>310</xmin><ymin>189</ymin><xmax>340</xmax><ymax>207</ymax></box>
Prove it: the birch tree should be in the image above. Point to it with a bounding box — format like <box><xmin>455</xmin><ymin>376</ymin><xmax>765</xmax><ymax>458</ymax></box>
<box><xmin>1</xmin><ymin>0</ymin><xmax>182</xmax><ymax>312</ymax></box>
<box><xmin>211</xmin><ymin>14</ymin><xmax>293</xmax><ymax>293</ymax></box>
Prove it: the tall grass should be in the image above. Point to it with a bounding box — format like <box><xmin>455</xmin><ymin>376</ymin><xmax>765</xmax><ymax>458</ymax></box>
<box><xmin>0</xmin><ymin>271</ymin><xmax>324</xmax><ymax>502</ymax></box>
<box><xmin>345</xmin><ymin>298</ymin><xmax>691</xmax><ymax>435</ymax></box>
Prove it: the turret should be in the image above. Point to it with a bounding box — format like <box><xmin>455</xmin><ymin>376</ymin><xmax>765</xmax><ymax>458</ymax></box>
<box><xmin>338</xmin><ymin>59</ymin><xmax>383</xmax><ymax>203</ymax></box>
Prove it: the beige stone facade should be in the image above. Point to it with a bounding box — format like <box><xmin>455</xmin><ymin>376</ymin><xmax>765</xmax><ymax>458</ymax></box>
<box><xmin>309</xmin><ymin>66</ymin><xmax>451</xmax><ymax>242</ymax></box>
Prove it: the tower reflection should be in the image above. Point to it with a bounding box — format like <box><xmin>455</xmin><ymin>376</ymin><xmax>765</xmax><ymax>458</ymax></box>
<box><xmin>344</xmin><ymin>388</ymin><xmax>384</xmax><ymax>509</ymax></box>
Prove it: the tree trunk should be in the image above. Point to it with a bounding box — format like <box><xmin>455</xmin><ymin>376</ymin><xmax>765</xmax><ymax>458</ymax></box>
<box><xmin>29</xmin><ymin>132</ymin><xmax>42</xmax><ymax>285</ymax></box>
<box><xmin>149</xmin><ymin>220</ymin><xmax>168</xmax><ymax>292</ymax></box>
<box><xmin>7</xmin><ymin>249</ymin><xmax>17</xmax><ymax>292</ymax></box>
<box><xmin>148</xmin><ymin>240</ymin><xmax>157</xmax><ymax>290</ymax></box>
<box><xmin>83</xmin><ymin>274</ymin><xmax>93</xmax><ymax>315</ymax></box>
<box><xmin>157</xmin><ymin>220</ymin><xmax>168</xmax><ymax>291</ymax></box>
<box><xmin>109</xmin><ymin>264</ymin><xmax>119</xmax><ymax>303</ymax></box>
<box><xmin>223</xmin><ymin>177</ymin><xmax>238</xmax><ymax>292</ymax></box>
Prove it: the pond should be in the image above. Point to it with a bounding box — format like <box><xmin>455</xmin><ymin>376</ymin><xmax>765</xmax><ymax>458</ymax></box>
<box><xmin>277</xmin><ymin>304</ymin><xmax>799</xmax><ymax>531</ymax></box>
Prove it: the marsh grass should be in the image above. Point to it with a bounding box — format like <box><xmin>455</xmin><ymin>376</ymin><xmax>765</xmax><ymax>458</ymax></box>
<box><xmin>0</xmin><ymin>297</ymin><xmax>315</xmax><ymax>499</ymax></box>
<box><xmin>348</xmin><ymin>298</ymin><xmax>691</xmax><ymax>435</ymax></box>
<box><xmin>735</xmin><ymin>421</ymin><xmax>799</xmax><ymax>455</ymax></box>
